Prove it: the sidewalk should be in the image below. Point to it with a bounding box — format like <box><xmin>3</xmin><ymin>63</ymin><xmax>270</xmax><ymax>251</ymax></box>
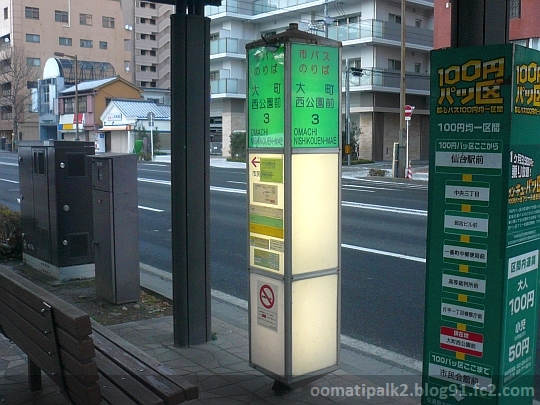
<box><xmin>0</xmin><ymin>263</ymin><xmax>424</xmax><ymax>405</ymax></box>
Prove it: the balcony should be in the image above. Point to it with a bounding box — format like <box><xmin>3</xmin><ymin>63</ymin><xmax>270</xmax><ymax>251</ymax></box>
<box><xmin>206</xmin><ymin>0</ymin><xmax>321</xmax><ymax>17</ymax></box>
<box><xmin>328</xmin><ymin>20</ymin><xmax>433</xmax><ymax>49</ymax></box>
<box><xmin>343</xmin><ymin>68</ymin><xmax>430</xmax><ymax>94</ymax></box>
<box><xmin>210</xmin><ymin>38</ymin><xmax>248</xmax><ymax>56</ymax></box>
<box><xmin>210</xmin><ymin>78</ymin><xmax>246</xmax><ymax>96</ymax></box>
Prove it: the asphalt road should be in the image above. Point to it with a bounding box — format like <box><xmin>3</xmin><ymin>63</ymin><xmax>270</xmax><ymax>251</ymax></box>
<box><xmin>0</xmin><ymin>152</ymin><xmax>429</xmax><ymax>361</ymax></box>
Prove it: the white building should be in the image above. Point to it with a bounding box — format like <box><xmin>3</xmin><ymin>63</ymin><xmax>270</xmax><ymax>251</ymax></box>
<box><xmin>100</xmin><ymin>99</ymin><xmax>170</xmax><ymax>154</ymax></box>
<box><xmin>206</xmin><ymin>0</ymin><xmax>433</xmax><ymax>161</ymax></box>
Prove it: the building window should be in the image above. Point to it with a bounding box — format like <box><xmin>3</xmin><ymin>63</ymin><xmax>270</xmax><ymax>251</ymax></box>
<box><xmin>414</xmin><ymin>62</ymin><xmax>422</xmax><ymax>73</ymax></box>
<box><xmin>509</xmin><ymin>0</ymin><xmax>521</xmax><ymax>19</ymax></box>
<box><xmin>102</xmin><ymin>16</ymin><xmax>115</xmax><ymax>28</ymax></box>
<box><xmin>389</xmin><ymin>13</ymin><xmax>401</xmax><ymax>24</ymax></box>
<box><xmin>99</xmin><ymin>41</ymin><xmax>108</xmax><ymax>49</ymax></box>
<box><xmin>59</xmin><ymin>37</ymin><xmax>72</xmax><ymax>46</ymax></box>
<box><xmin>388</xmin><ymin>59</ymin><xmax>401</xmax><ymax>70</ymax></box>
<box><xmin>80</xmin><ymin>13</ymin><xmax>92</xmax><ymax>25</ymax></box>
<box><xmin>26</xmin><ymin>34</ymin><xmax>40</xmax><ymax>43</ymax></box>
<box><xmin>210</xmin><ymin>71</ymin><xmax>219</xmax><ymax>81</ymax></box>
<box><xmin>415</xmin><ymin>19</ymin><xmax>422</xmax><ymax>28</ymax></box>
<box><xmin>124</xmin><ymin>39</ymin><xmax>131</xmax><ymax>51</ymax></box>
<box><xmin>0</xmin><ymin>58</ymin><xmax>10</xmax><ymax>72</ymax></box>
<box><xmin>4</xmin><ymin>7</ymin><xmax>8</xmax><ymax>20</ymax></box>
<box><xmin>64</xmin><ymin>98</ymin><xmax>74</xmax><ymax>114</ymax></box>
<box><xmin>55</xmin><ymin>10</ymin><xmax>68</xmax><ymax>23</ymax></box>
<box><xmin>27</xmin><ymin>81</ymin><xmax>38</xmax><ymax>89</ymax></box>
<box><xmin>335</xmin><ymin>14</ymin><xmax>361</xmax><ymax>25</ymax></box>
<box><xmin>78</xmin><ymin>96</ymin><xmax>87</xmax><ymax>113</ymax></box>
<box><xmin>1</xmin><ymin>105</ymin><xmax>12</xmax><ymax>120</ymax></box>
<box><xmin>1</xmin><ymin>82</ymin><xmax>11</xmax><ymax>96</ymax></box>
<box><xmin>25</xmin><ymin>7</ymin><xmax>39</xmax><ymax>20</ymax></box>
<box><xmin>80</xmin><ymin>39</ymin><xmax>93</xmax><ymax>48</ymax></box>
<box><xmin>26</xmin><ymin>57</ymin><xmax>41</xmax><ymax>67</ymax></box>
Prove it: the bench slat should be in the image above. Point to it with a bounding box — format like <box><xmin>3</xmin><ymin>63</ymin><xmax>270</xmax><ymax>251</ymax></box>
<box><xmin>97</xmin><ymin>374</ymin><xmax>139</xmax><ymax>405</ymax></box>
<box><xmin>57</xmin><ymin>327</ymin><xmax>96</xmax><ymax>361</ymax></box>
<box><xmin>0</xmin><ymin>267</ymin><xmax>92</xmax><ymax>338</ymax></box>
<box><xmin>0</xmin><ymin>283</ymin><xmax>48</xmax><ymax>331</ymax></box>
<box><xmin>92</xmin><ymin>331</ymin><xmax>186</xmax><ymax>405</ymax></box>
<box><xmin>0</xmin><ymin>311</ymin><xmax>61</xmax><ymax>381</ymax></box>
<box><xmin>64</xmin><ymin>369</ymin><xmax>102</xmax><ymax>405</ymax></box>
<box><xmin>92</xmin><ymin>320</ymin><xmax>199</xmax><ymax>401</ymax></box>
<box><xmin>60</xmin><ymin>348</ymin><xmax>99</xmax><ymax>386</ymax></box>
<box><xmin>94</xmin><ymin>351</ymin><xmax>164</xmax><ymax>405</ymax></box>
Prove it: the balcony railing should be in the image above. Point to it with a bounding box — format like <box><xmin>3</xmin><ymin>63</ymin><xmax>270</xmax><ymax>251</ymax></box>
<box><xmin>206</xmin><ymin>0</ymin><xmax>320</xmax><ymax>17</ymax></box>
<box><xmin>328</xmin><ymin>20</ymin><xmax>433</xmax><ymax>48</ymax></box>
<box><xmin>210</xmin><ymin>78</ymin><xmax>246</xmax><ymax>95</ymax></box>
<box><xmin>210</xmin><ymin>38</ymin><xmax>248</xmax><ymax>55</ymax></box>
<box><xmin>343</xmin><ymin>68</ymin><xmax>430</xmax><ymax>93</ymax></box>
<box><xmin>207</xmin><ymin>0</ymin><xmax>433</xmax><ymax>17</ymax></box>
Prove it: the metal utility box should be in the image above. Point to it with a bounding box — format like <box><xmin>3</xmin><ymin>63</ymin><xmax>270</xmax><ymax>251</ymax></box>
<box><xmin>90</xmin><ymin>153</ymin><xmax>139</xmax><ymax>304</ymax></box>
<box><xmin>18</xmin><ymin>140</ymin><xmax>95</xmax><ymax>280</ymax></box>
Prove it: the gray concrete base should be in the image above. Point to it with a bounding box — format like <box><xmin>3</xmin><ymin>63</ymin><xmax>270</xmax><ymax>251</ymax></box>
<box><xmin>23</xmin><ymin>253</ymin><xmax>95</xmax><ymax>281</ymax></box>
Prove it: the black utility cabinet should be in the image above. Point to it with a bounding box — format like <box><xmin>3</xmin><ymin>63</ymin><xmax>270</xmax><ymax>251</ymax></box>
<box><xmin>18</xmin><ymin>141</ymin><xmax>95</xmax><ymax>280</ymax></box>
<box><xmin>90</xmin><ymin>153</ymin><xmax>140</xmax><ymax>304</ymax></box>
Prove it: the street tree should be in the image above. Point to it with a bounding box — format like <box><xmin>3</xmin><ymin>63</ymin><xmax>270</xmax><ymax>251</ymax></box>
<box><xmin>0</xmin><ymin>46</ymin><xmax>40</xmax><ymax>144</ymax></box>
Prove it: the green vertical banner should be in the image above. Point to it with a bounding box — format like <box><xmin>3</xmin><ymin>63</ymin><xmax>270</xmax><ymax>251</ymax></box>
<box><xmin>422</xmin><ymin>44</ymin><xmax>540</xmax><ymax>405</ymax></box>
<box><xmin>247</xmin><ymin>45</ymin><xmax>285</xmax><ymax>148</ymax></box>
<box><xmin>290</xmin><ymin>44</ymin><xmax>340</xmax><ymax>148</ymax></box>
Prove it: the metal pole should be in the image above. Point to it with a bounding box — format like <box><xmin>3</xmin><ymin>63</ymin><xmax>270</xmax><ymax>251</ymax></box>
<box><xmin>74</xmin><ymin>55</ymin><xmax>80</xmax><ymax>141</ymax></box>
<box><xmin>345</xmin><ymin>59</ymin><xmax>351</xmax><ymax>166</ymax></box>
<box><xmin>398</xmin><ymin>0</ymin><xmax>406</xmax><ymax>177</ymax></box>
<box><xmin>406</xmin><ymin>119</ymin><xmax>409</xmax><ymax>173</ymax></box>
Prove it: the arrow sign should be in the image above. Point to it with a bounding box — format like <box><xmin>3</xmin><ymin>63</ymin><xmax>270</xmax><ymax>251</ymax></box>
<box><xmin>251</xmin><ymin>156</ymin><xmax>260</xmax><ymax>167</ymax></box>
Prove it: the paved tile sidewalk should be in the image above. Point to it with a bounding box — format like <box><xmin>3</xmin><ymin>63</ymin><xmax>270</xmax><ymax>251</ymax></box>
<box><xmin>1</xmin><ymin>311</ymin><xmax>423</xmax><ymax>405</ymax></box>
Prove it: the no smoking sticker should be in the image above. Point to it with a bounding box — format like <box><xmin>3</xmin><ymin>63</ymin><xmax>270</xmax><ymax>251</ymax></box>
<box><xmin>257</xmin><ymin>281</ymin><xmax>278</xmax><ymax>331</ymax></box>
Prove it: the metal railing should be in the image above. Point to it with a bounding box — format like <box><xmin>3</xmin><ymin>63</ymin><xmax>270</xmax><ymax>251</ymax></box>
<box><xmin>210</xmin><ymin>38</ymin><xmax>248</xmax><ymax>55</ymax></box>
<box><xmin>328</xmin><ymin>20</ymin><xmax>433</xmax><ymax>48</ymax></box>
<box><xmin>210</xmin><ymin>78</ymin><xmax>246</xmax><ymax>95</ymax></box>
<box><xmin>343</xmin><ymin>68</ymin><xmax>430</xmax><ymax>93</ymax></box>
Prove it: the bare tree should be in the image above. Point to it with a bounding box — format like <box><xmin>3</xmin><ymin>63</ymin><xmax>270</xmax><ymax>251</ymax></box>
<box><xmin>0</xmin><ymin>46</ymin><xmax>40</xmax><ymax>143</ymax></box>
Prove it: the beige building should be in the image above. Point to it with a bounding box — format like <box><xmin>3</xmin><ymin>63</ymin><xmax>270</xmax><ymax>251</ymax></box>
<box><xmin>0</xmin><ymin>0</ymin><xmax>135</xmax><ymax>144</ymax></box>
<box><xmin>134</xmin><ymin>1</ymin><xmax>174</xmax><ymax>91</ymax></box>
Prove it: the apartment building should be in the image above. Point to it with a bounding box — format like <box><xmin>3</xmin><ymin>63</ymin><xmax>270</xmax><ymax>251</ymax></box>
<box><xmin>0</xmin><ymin>0</ymin><xmax>134</xmax><ymax>144</ymax></box>
<box><xmin>206</xmin><ymin>0</ymin><xmax>434</xmax><ymax>160</ymax></box>
<box><xmin>134</xmin><ymin>1</ymin><xmax>174</xmax><ymax>93</ymax></box>
<box><xmin>434</xmin><ymin>0</ymin><xmax>540</xmax><ymax>50</ymax></box>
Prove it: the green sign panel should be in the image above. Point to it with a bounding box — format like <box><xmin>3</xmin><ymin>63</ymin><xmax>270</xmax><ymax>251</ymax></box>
<box><xmin>247</xmin><ymin>45</ymin><xmax>285</xmax><ymax>148</ymax></box>
<box><xmin>290</xmin><ymin>44</ymin><xmax>340</xmax><ymax>148</ymax></box>
<box><xmin>422</xmin><ymin>44</ymin><xmax>540</xmax><ymax>405</ymax></box>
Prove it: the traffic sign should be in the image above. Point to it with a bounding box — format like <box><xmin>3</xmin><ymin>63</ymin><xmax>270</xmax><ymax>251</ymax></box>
<box><xmin>404</xmin><ymin>105</ymin><xmax>414</xmax><ymax>120</ymax></box>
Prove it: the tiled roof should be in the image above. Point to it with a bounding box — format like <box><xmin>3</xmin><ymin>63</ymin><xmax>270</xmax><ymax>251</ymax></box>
<box><xmin>112</xmin><ymin>99</ymin><xmax>170</xmax><ymax>119</ymax></box>
<box><xmin>60</xmin><ymin>77</ymin><xmax>118</xmax><ymax>93</ymax></box>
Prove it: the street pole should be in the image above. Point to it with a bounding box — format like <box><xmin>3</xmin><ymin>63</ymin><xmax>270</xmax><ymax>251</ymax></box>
<box><xmin>345</xmin><ymin>59</ymin><xmax>351</xmax><ymax>166</ymax></box>
<box><xmin>54</xmin><ymin>52</ymin><xmax>80</xmax><ymax>141</ymax></box>
<box><xmin>74</xmin><ymin>54</ymin><xmax>80</xmax><ymax>141</ymax></box>
<box><xmin>398</xmin><ymin>0</ymin><xmax>407</xmax><ymax>177</ymax></box>
<box><xmin>147</xmin><ymin>112</ymin><xmax>155</xmax><ymax>161</ymax></box>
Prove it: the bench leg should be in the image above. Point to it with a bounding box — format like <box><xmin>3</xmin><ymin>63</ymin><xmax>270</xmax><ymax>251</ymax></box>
<box><xmin>28</xmin><ymin>358</ymin><xmax>42</xmax><ymax>392</ymax></box>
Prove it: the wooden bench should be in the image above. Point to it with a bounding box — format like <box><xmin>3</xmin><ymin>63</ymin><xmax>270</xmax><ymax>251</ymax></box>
<box><xmin>0</xmin><ymin>266</ymin><xmax>198</xmax><ymax>405</ymax></box>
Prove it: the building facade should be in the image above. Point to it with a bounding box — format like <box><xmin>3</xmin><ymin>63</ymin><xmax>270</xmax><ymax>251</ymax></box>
<box><xmin>206</xmin><ymin>0</ymin><xmax>434</xmax><ymax>161</ymax></box>
<box><xmin>0</xmin><ymin>0</ymin><xmax>134</xmax><ymax>146</ymax></box>
<box><xmin>433</xmin><ymin>0</ymin><xmax>540</xmax><ymax>50</ymax></box>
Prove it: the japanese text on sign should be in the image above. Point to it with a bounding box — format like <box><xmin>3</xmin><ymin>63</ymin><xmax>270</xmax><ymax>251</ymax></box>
<box><xmin>436</xmin><ymin>57</ymin><xmax>506</xmax><ymax>115</ymax></box>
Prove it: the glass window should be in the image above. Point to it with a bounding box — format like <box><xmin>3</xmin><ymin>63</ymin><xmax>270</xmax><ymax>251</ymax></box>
<box><xmin>64</xmin><ymin>98</ymin><xmax>74</xmax><ymax>114</ymax></box>
<box><xmin>80</xmin><ymin>39</ymin><xmax>93</xmax><ymax>48</ymax></box>
<box><xmin>4</xmin><ymin>7</ymin><xmax>8</xmax><ymax>20</ymax></box>
<box><xmin>509</xmin><ymin>0</ymin><xmax>521</xmax><ymax>19</ymax></box>
<box><xmin>99</xmin><ymin>41</ymin><xmax>107</xmax><ymax>50</ymax></box>
<box><xmin>78</xmin><ymin>96</ymin><xmax>87</xmax><ymax>113</ymax></box>
<box><xmin>55</xmin><ymin>10</ymin><xmax>68</xmax><ymax>23</ymax></box>
<box><xmin>80</xmin><ymin>13</ymin><xmax>92</xmax><ymax>25</ymax></box>
<box><xmin>26</xmin><ymin>57</ymin><xmax>41</xmax><ymax>67</ymax></box>
<box><xmin>389</xmin><ymin>13</ymin><xmax>401</xmax><ymax>24</ymax></box>
<box><xmin>388</xmin><ymin>59</ymin><xmax>401</xmax><ymax>70</ymax></box>
<box><xmin>59</xmin><ymin>37</ymin><xmax>72</xmax><ymax>46</ymax></box>
<box><xmin>25</xmin><ymin>7</ymin><xmax>39</xmax><ymax>20</ymax></box>
<box><xmin>26</xmin><ymin>34</ymin><xmax>40</xmax><ymax>43</ymax></box>
<box><xmin>414</xmin><ymin>63</ymin><xmax>422</xmax><ymax>73</ymax></box>
<box><xmin>102</xmin><ymin>16</ymin><xmax>115</xmax><ymax>28</ymax></box>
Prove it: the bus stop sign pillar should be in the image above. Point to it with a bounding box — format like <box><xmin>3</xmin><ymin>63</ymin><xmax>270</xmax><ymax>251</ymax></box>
<box><xmin>246</xmin><ymin>24</ymin><xmax>341</xmax><ymax>389</ymax></box>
